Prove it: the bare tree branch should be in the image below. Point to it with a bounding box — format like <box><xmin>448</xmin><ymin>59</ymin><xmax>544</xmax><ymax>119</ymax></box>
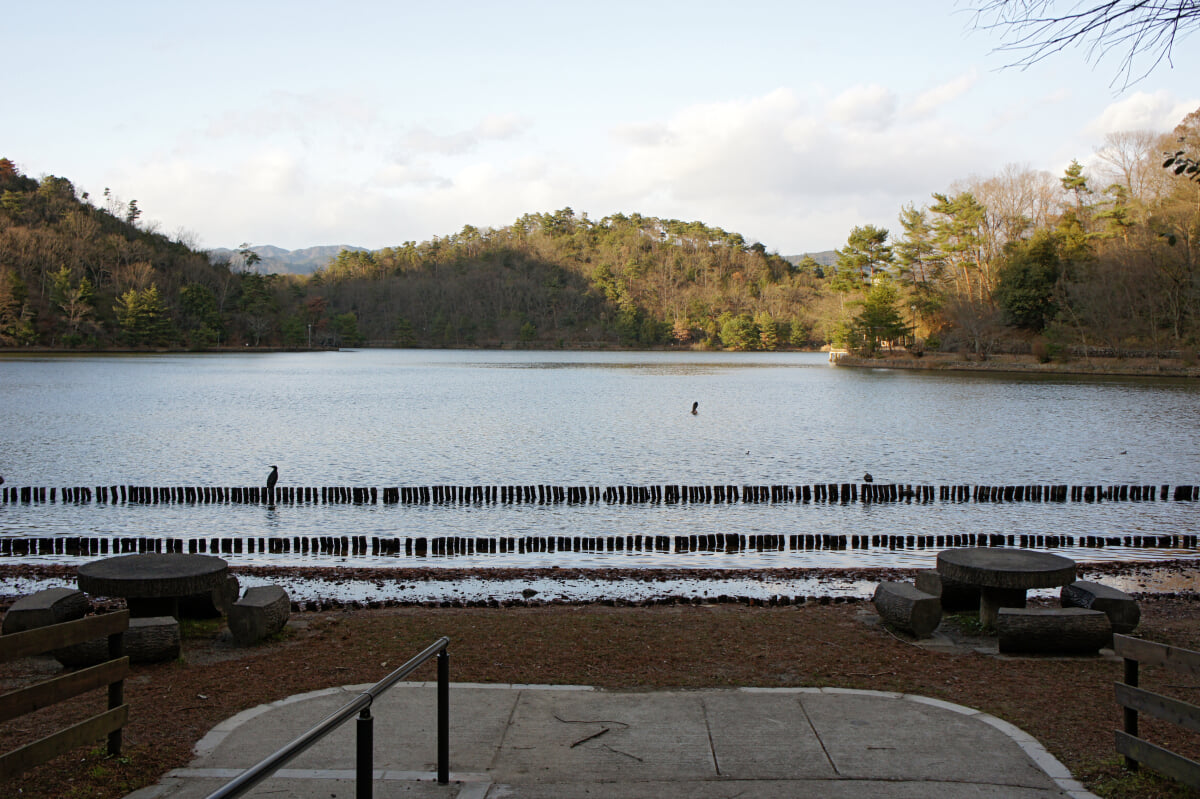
<box><xmin>970</xmin><ymin>1</ymin><xmax>1200</xmax><ymax>88</ymax></box>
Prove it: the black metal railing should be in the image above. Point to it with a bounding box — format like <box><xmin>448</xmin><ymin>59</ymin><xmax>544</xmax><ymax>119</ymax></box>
<box><xmin>207</xmin><ymin>636</ymin><xmax>450</xmax><ymax>799</ymax></box>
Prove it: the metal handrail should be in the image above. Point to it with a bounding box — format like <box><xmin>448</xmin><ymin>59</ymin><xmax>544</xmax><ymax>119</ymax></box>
<box><xmin>207</xmin><ymin>636</ymin><xmax>450</xmax><ymax>799</ymax></box>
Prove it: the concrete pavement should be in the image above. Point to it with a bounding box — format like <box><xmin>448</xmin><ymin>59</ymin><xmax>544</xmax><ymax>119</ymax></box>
<box><xmin>127</xmin><ymin>683</ymin><xmax>1097</xmax><ymax>799</ymax></box>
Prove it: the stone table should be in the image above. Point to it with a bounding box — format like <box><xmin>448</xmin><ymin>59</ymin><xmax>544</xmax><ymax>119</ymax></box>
<box><xmin>78</xmin><ymin>553</ymin><xmax>229</xmax><ymax>619</ymax></box>
<box><xmin>935</xmin><ymin>548</ymin><xmax>1077</xmax><ymax>628</ymax></box>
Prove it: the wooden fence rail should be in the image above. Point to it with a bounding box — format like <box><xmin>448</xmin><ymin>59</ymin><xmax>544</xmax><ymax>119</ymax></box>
<box><xmin>1114</xmin><ymin>633</ymin><xmax>1200</xmax><ymax>789</ymax></box>
<box><xmin>0</xmin><ymin>610</ymin><xmax>130</xmax><ymax>780</ymax></box>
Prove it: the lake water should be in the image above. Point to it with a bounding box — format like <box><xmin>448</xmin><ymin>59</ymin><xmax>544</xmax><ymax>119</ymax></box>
<box><xmin>2</xmin><ymin>349</ymin><xmax>1199</xmax><ymax>571</ymax></box>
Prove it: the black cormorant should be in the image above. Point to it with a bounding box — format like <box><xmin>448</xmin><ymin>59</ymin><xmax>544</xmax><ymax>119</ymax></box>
<box><xmin>691</xmin><ymin>401</ymin><xmax>699</xmax><ymax>415</ymax></box>
<box><xmin>266</xmin><ymin>465</ymin><xmax>278</xmax><ymax>492</ymax></box>
<box><xmin>863</xmin><ymin>473</ymin><xmax>873</xmax><ymax>483</ymax></box>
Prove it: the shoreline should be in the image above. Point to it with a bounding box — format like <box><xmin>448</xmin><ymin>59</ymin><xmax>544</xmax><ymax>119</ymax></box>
<box><xmin>5</xmin><ymin>560</ymin><xmax>1197</xmax><ymax>609</ymax></box>
<box><xmin>834</xmin><ymin>352</ymin><xmax>1200</xmax><ymax>378</ymax></box>
<box><xmin>5</xmin><ymin>345</ymin><xmax>1199</xmax><ymax>379</ymax></box>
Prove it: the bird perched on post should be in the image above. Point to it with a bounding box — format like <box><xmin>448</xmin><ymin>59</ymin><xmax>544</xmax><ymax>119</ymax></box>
<box><xmin>863</xmin><ymin>473</ymin><xmax>873</xmax><ymax>483</ymax></box>
<box><xmin>266</xmin><ymin>465</ymin><xmax>278</xmax><ymax>500</ymax></box>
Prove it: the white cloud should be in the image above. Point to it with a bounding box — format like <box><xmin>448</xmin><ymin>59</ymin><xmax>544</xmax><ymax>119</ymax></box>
<box><xmin>477</xmin><ymin>114</ymin><xmax>528</xmax><ymax>140</ymax></box>
<box><xmin>907</xmin><ymin>70</ymin><xmax>978</xmax><ymax>118</ymax></box>
<box><xmin>373</xmin><ymin>162</ymin><xmax>452</xmax><ymax>189</ymax></box>
<box><xmin>611</xmin><ymin>122</ymin><xmax>674</xmax><ymax>148</ymax></box>
<box><xmin>202</xmin><ymin>90</ymin><xmax>380</xmax><ymax>146</ymax></box>
<box><xmin>397</xmin><ymin>114</ymin><xmax>531</xmax><ymax>157</ymax></box>
<box><xmin>400</xmin><ymin>127</ymin><xmax>479</xmax><ymax>157</ymax></box>
<box><xmin>1087</xmin><ymin>91</ymin><xmax>1200</xmax><ymax>135</ymax></box>
<box><xmin>107</xmin><ymin>83</ymin><xmax>1096</xmax><ymax>255</ymax></box>
<box><xmin>611</xmin><ymin>89</ymin><xmax>970</xmax><ymax>202</ymax></box>
<box><xmin>140</xmin><ymin>85</ymin><xmax>982</xmax><ymax>252</ymax></box>
<box><xmin>243</xmin><ymin>150</ymin><xmax>305</xmax><ymax>195</ymax></box>
<box><xmin>827</xmin><ymin>84</ymin><xmax>897</xmax><ymax>132</ymax></box>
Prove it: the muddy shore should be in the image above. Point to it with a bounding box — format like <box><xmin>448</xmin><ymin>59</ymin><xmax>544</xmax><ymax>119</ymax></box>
<box><xmin>4</xmin><ymin>559</ymin><xmax>1197</xmax><ymax>610</ymax></box>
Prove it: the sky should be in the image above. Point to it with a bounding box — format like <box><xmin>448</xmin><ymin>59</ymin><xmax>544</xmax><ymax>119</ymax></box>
<box><xmin>5</xmin><ymin>1</ymin><xmax>1199</xmax><ymax>255</ymax></box>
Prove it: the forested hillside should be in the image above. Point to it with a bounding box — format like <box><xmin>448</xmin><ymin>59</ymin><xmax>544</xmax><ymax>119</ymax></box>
<box><xmin>0</xmin><ymin>160</ymin><xmax>238</xmax><ymax>349</ymax></box>
<box><xmin>1</xmin><ymin>106</ymin><xmax>1198</xmax><ymax>355</ymax></box>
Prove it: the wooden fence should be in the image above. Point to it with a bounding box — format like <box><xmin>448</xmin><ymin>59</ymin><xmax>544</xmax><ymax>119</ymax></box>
<box><xmin>0</xmin><ymin>611</ymin><xmax>130</xmax><ymax>779</ymax></box>
<box><xmin>1114</xmin><ymin>633</ymin><xmax>1200</xmax><ymax>789</ymax></box>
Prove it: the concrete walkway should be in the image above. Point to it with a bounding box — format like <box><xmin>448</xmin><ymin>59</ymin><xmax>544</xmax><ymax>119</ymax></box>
<box><xmin>128</xmin><ymin>684</ymin><xmax>1097</xmax><ymax>799</ymax></box>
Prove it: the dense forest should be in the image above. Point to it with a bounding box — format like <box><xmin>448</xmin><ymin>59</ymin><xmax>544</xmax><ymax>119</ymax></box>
<box><xmin>1</xmin><ymin>106</ymin><xmax>1198</xmax><ymax>356</ymax></box>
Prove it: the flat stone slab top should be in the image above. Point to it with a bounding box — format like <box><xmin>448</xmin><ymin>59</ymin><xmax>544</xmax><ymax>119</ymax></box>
<box><xmin>936</xmin><ymin>548</ymin><xmax>1077</xmax><ymax>591</ymax></box>
<box><xmin>77</xmin><ymin>553</ymin><xmax>229</xmax><ymax>599</ymax></box>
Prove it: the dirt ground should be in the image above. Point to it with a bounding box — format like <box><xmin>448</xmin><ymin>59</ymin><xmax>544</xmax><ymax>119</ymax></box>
<box><xmin>4</xmin><ymin>587</ymin><xmax>1200</xmax><ymax>799</ymax></box>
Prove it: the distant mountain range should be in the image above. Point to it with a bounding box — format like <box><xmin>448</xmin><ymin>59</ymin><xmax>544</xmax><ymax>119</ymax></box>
<box><xmin>210</xmin><ymin>245</ymin><xmax>838</xmax><ymax>275</ymax></box>
<box><xmin>784</xmin><ymin>250</ymin><xmax>837</xmax><ymax>267</ymax></box>
<box><xmin>207</xmin><ymin>245</ymin><xmax>368</xmax><ymax>275</ymax></box>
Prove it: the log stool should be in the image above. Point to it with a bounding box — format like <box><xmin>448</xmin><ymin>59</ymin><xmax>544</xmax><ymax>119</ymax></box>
<box><xmin>2</xmin><ymin>588</ymin><xmax>89</xmax><ymax>634</ymax></box>
<box><xmin>997</xmin><ymin>607</ymin><xmax>1110</xmax><ymax>655</ymax></box>
<box><xmin>1061</xmin><ymin>580</ymin><xmax>1140</xmax><ymax>635</ymax></box>
<box><xmin>54</xmin><ymin>615</ymin><xmax>181</xmax><ymax>666</ymax></box>
<box><xmin>872</xmin><ymin>582</ymin><xmax>942</xmax><ymax>638</ymax></box>
<box><xmin>228</xmin><ymin>585</ymin><xmax>290</xmax><ymax>645</ymax></box>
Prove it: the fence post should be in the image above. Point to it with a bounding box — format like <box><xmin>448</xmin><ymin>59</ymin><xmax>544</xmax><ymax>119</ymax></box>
<box><xmin>438</xmin><ymin>647</ymin><xmax>449</xmax><ymax>785</ymax></box>
<box><xmin>1123</xmin><ymin>656</ymin><xmax>1139</xmax><ymax>772</ymax></box>
<box><xmin>107</xmin><ymin>627</ymin><xmax>125</xmax><ymax>757</ymax></box>
<box><xmin>356</xmin><ymin>706</ymin><xmax>373</xmax><ymax>799</ymax></box>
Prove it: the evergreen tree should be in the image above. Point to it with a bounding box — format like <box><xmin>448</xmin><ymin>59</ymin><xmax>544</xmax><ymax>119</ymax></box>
<box><xmin>851</xmin><ymin>277</ymin><xmax>906</xmax><ymax>355</ymax></box>
<box><xmin>115</xmin><ymin>284</ymin><xmax>172</xmax><ymax>346</ymax></box>
<box><xmin>836</xmin><ymin>225</ymin><xmax>893</xmax><ymax>282</ymax></box>
<box><xmin>993</xmin><ymin>229</ymin><xmax>1066</xmax><ymax>331</ymax></box>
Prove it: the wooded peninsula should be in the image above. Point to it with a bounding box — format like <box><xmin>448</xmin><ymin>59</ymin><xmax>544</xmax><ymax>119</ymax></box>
<box><xmin>1</xmin><ymin>107</ymin><xmax>1197</xmax><ymax>361</ymax></box>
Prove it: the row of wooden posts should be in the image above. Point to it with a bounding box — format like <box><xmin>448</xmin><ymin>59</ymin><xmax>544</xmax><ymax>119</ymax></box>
<box><xmin>1</xmin><ymin>532</ymin><xmax>1195</xmax><ymax>559</ymax></box>
<box><xmin>1</xmin><ymin>482</ymin><xmax>1198</xmax><ymax>507</ymax></box>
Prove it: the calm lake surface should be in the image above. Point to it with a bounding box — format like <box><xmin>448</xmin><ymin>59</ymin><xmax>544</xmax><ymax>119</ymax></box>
<box><xmin>2</xmin><ymin>349</ymin><xmax>1199</xmax><ymax>570</ymax></box>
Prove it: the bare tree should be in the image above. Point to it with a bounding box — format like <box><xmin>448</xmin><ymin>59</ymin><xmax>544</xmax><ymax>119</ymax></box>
<box><xmin>971</xmin><ymin>1</ymin><xmax>1200</xmax><ymax>87</ymax></box>
<box><xmin>1093</xmin><ymin>130</ymin><xmax>1162</xmax><ymax>199</ymax></box>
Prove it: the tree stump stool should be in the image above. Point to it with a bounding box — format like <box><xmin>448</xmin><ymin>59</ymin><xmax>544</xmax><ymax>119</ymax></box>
<box><xmin>997</xmin><ymin>607</ymin><xmax>1110</xmax><ymax>654</ymax></box>
<box><xmin>54</xmin><ymin>615</ymin><xmax>181</xmax><ymax>666</ymax></box>
<box><xmin>2</xmin><ymin>588</ymin><xmax>89</xmax><ymax>634</ymax></box>
<box><xmin>1061</xmin><ymin>580</ymin><xmax>1140</xmax><ymax>635</ymax></box>
<box><xmin>873</xmin><ymin>582</ymin><xmax>942</xmax><ymax>638</ymax></box>
<box><xmin>228</xmin><ymin>586</ymin><xmax>290</xmax><ymax>645</ymax></box>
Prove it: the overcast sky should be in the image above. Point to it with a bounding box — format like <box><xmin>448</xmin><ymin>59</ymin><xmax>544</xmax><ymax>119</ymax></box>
<box><xmin>6</xmin><ymin>1</ymin><xmax>1198</xmax><ymax>254</ymax></box>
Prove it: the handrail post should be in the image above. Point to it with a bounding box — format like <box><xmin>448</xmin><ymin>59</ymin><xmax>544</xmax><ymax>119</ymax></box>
<box><xmin>204</xmin><ymin>637</ymin><xmax>449</xmax><ymax>799</ymax></box>
<box><xmin>357</xmin><ymin>706</ymin><xmax>373</xmax><ymax>799</ymax></box>
<box><xmin>437</xmin><ymin>647</ymin><xmax>449</xmax><ymax>785</ymax></box>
